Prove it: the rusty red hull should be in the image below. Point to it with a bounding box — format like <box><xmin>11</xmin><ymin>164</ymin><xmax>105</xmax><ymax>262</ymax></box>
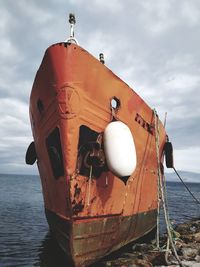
<box><xmin>28</xmin><ymin>42</ymin><xmax>167</xmax><ymax>267</ymax></box>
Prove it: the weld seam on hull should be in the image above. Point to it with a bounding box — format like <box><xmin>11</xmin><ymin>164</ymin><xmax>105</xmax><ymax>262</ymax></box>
<box><xmin>73</xmin><ymin>212</ymin><xmax>122</xmax><ymax>220</ymax></box>
<box><xmin>74</xmin><ymin>230</ymin><xmax>116</xmax><ymax>240</ymax></box>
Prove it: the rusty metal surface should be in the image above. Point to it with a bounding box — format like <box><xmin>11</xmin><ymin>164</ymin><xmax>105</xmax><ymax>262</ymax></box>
<box><xmin>46</xmin><ymin>208</ymin><xmax>157</xmax><ymax>267</ymax></box>
<box><xmin>30</xmin><ymin>42</ymin><xmax>166</xmax><ymax>218</ymax></box>
<box><xmin>29</xmin><ymin>43</ymin><xmax>167</xmax><ymax>267</ymax></box>
<box><xmin>45</xmin><ymin>209</ymin><xmax>72</xmax><ymax>261</ymax></box>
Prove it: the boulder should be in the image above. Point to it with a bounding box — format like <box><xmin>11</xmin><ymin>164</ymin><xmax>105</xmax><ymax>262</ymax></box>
<box><xmin>181</xmin><ymin>247</ymin><xmax>198</xmax><ymax>260</ymax></box>
<box><xmin>193</xmin><ymin>233</ymin><xmax>200</xmax><ymax>243</ymax></box>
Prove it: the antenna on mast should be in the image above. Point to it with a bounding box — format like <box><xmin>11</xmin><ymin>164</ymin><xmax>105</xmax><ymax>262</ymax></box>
<box><xmin>65</xmin><ymin>13</ymin><xmax>78</xmax><ymax>44</ymax></box>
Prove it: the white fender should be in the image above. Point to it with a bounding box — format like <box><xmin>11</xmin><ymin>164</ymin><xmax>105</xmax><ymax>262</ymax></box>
<box><xmin>104</xmin><ymin>121</ymin><xmax>137</xmax><ymax>177</ymax></box>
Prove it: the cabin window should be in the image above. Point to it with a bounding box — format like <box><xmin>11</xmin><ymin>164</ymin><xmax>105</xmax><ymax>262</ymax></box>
<box><xmin>46</xmin><ymin>127</ymin><xmax>64</xmax><ymax>179</ymax></box>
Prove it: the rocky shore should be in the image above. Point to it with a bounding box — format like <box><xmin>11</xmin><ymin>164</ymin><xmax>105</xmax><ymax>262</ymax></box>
<box><xmin>98</xmin><ymin>218</ymin><xmax>200</xmax><ymax>267</ymax></box>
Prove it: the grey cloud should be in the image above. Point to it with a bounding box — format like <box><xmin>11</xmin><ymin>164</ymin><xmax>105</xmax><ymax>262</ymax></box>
<box><xmin>0</xmin><ymin>0</ymin><xmax>200</xmax><ymax>174</ymax></box>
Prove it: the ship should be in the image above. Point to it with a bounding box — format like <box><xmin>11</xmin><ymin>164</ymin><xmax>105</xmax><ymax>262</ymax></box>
<box><xmin>26</xmin><ymin>14</ymin><xmax>170</xmax><ymax>267</ymax></box>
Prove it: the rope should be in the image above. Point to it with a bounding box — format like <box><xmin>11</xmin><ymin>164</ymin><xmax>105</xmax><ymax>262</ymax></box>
<box><xmin>165</xmin><ymin>237</ymin><xmax>171</xmax><ymax>266</ymax></box>
<box><xmin>163</xmin><ymin>173</ymin><xmax>172</xmax><ymax>233</ymax></box>
<box><xmin>173</xmin><ymin>167</ymin><xmax>200</xmax><ymax>205</ymax></box>
<box><xmin>87</xmin><ymin>165</ymin><xmax>93</xmax><ymax>206</ymax></box>
<box><xmin>153</xmin><ymin>109</ymin><xmax>183</xmax><ymax>266</ymax></box>
<box><xmin>163</xmin><ymin>112</ymin><xmax>167</xmax><ymax>128</ymax></box>
<box><xmin>153</xmin><ymin>109</ymin><xmax>161</xmax><ymax>249</ymax></box>
<box><xmin>111</xmin><ymin>107</ymin><xmax>116</xmax><ymax>121</ymax></box>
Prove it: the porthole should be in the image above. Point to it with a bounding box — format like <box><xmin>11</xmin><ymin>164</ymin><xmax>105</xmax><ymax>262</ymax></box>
<box><xmin>111</xmin><ymin>97</ymin><xmax>120</xmax><ymax>110</ymax></box>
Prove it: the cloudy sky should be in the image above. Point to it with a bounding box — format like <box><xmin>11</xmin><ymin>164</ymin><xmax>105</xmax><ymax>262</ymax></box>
<box><xmin>0</xmin><ymin>0</ymin><xmax>200</xmax><ymax>177</ymax></box>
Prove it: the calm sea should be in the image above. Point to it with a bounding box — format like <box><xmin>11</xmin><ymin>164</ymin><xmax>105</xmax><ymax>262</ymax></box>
<box><xmin>0</xmin><ymin>173</ymin><xmax>199</xmax><ymax>267</ymax></box>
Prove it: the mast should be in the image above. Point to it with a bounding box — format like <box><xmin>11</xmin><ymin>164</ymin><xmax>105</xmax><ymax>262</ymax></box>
<box><xmin>65</xmin><ymin>13</ymin><xmax>78</xmax><ymax>44</ymax></box>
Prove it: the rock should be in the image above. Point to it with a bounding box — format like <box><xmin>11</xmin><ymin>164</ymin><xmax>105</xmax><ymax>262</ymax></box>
<box><xmin>134</xmin><ymin>259</ymin><xmax>153</xmax><ymax>267</ymax></box>
<box><xmin>105</xmin><ymin>258</ymin><xmax>152</xmax><ymax>267</ymax></box>
<box><xmin>101</xmin><ymin>219</ymin><xmax>200</xmax><ymax>267</ymax></box>
<box><xmin>181</xmin><ymin>247</ymin><xmax>199</xmax><ymax>260</ymax></box>
<box><xmin>189</xmin><ymin>226</ymin><xmax>197</xmax><ymax>233</ymax></box>
<box><xmin>175</xmin><ymin>219</ymin><xmax>200</xmax><ymax>236</ymax></box>
<box><xmin>193</xmin><ymin>233</ymin><xmax>200</xmax><ymax>243</ymax></box>
<box><xmin>181</xmin><ymin>234</ymin><xmax>194</xmax><ymax>243</ymax></box>
<box><xmin>182</xmin><ymin>263</ymin><xmax>200</xmax><ymax>267</ymax></box>
<box><xmin>122</xmin><ymin>252</ymin><xmax>138</xmax><ymax>258</ymax></box>
<box><xmin>150</xmin><ymin>252</ymin><xmax>167</xmax><ymax>266</ymax></box>
<box><xmin>191</xmin><ymin>220</ymin><xmax>200</xmax><ymax>231</ymax></box>
<box><xmin>181</xmin><ymin>260</ymin><xmax>197</xmax><ymax>267</ymax></box>
<box><xmin>175</xmin><ymin>223</ymin><xmax>190</xmax><ymax>235</ymax></box>
<box><xmin>132</xmin><ymin>243</ymin><xmax>152</xmax><ymax>253</ymax></box>
<box><xmin>175</xmin><ymin>239</ymin><xmax>184</xmax><ymax>250</ymax></box>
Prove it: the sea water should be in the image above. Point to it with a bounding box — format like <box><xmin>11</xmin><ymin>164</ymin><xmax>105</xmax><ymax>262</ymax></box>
<box><xmin>0</xmin><ymin>174</ymin><xmax>199</xmax><ymax>267</ymax></box>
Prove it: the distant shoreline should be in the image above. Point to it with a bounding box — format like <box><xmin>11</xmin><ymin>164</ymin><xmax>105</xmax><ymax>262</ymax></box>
<box><xmin>0</xmin><ymin>172</ymin><xmax>200</xmax><ymax>184</ymax></box>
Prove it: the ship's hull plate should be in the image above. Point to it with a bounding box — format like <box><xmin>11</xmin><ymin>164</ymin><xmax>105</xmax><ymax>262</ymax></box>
<box><xmin>45</xmin><ymin>208</ymin><xmax>157</xmax><ymax>267</ymax></box>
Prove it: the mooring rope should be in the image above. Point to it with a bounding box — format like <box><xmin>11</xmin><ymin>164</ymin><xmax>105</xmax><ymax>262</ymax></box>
<box><xmin>154</xmin><ymin>109</ymin><xmax>161</xmax><ymax>249</ymax></box>
<box><xmin>87</xmin><ymin>165</ymin><xmax>93</xmax><ymax>206</ymax></box>
<box><xmin>153</xmin><ymin>109</ymin><xmax>183</xmax><ymax>266</ymax></box>
<box><xmin>173</xmin><ymin>167</ymin><xmax>200</xmax><ymax>205</ymax></box>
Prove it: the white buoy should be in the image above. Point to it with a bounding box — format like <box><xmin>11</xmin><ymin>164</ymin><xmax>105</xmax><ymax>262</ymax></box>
<box><xmin>103</xmin><ymin>121</ymin><xmax>137</xmax><ymax>177</ymax></box>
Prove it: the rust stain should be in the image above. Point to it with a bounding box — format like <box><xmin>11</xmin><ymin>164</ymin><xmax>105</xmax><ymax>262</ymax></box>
<box><xmin>72</xmin><ymin>199</ymin><xmax>84</xmax><ymax>215</ymax></box>
<box><xmin>72</xmin><ymin>183</ymin><xmax>84</xmax><ymax>215</ymax></box>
